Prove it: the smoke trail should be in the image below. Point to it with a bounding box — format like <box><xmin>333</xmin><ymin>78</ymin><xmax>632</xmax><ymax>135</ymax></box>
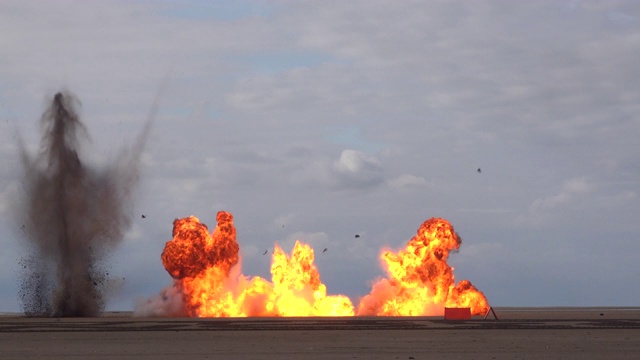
<box><xmin>16</xmin><ymin>90</ymin><xmax>149</xmax><ymax>316</ymax></box>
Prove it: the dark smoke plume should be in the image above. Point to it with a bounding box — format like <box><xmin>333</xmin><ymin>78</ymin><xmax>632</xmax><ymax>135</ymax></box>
<box><xmin>16</xmin><ymin>90</ymin><xmax>150</xmax><ymax>316</ymax></box>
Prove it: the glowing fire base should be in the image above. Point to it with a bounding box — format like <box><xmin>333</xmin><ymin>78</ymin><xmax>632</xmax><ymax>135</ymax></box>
<box><xmin>153</xmin><ymin>211</ymin><xmax>489</xmax><ymax>318</ymax></box>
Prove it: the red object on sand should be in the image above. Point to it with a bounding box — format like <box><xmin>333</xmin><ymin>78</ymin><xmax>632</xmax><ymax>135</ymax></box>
<box><xmin>444</xmin><ymin>307</ymin><xmax>471</xmax><ymax>320</ymax></box>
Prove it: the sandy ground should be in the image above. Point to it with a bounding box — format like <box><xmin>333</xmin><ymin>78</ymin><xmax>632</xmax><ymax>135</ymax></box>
<box><xmin>1</xmin><ymin>307</ymin><xmax>639</xmax><ymax>359</ymax></box>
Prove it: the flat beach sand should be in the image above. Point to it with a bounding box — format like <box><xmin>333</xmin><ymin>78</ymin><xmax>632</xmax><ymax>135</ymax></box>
<box><xmin>1</xmin><ymin>307</ymin><xmax>639</xmax><ymax>359</ymax></box>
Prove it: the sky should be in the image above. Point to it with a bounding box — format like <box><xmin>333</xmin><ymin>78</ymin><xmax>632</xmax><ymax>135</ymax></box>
<box><xmin>0</xmin><ymin>0</ymin><xmax>639</xmax><ymax>312</ymax></box>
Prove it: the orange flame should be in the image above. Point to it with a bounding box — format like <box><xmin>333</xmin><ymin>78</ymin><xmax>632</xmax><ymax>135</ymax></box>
<box><xmin>162</xmin><ymin>211</ymin><xmax>353</xmax><ymax>317</ymax></box>
<box><xmin>160</xmin><ymin>212</ymin><xmax>487</xmax><ymax>317</ymax></box>
<box><xmin>357</xmin><ymin>217</ymin><xmax>489</xmax><ymax>316</ymax></box>
<box><xmin>269</xmin><ymin>241</ymin><xmax>354</xmax><ymax>316</ymax></box>
<box><xmin>161</xmin><ymin>212</ymin><xmax>238</xmax><ymax>279</ymax></box>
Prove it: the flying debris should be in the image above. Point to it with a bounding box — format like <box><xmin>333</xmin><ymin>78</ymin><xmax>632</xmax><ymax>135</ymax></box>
<box><xmin>16</xmin><ymin>90</ymin><xmax>150</xmax><ymax>317</ymax></box>
<box><xmin>477</xmin><ymin>168</ymin><xmax>481</xmax><ymax>173</ymax></box>
<box><xmin>354</xmin><ymin>234</ymin><xmax>360</xmax><ymax>238</ymax></box>
<box><xmin>263</xmin><ymin>249</ymin><xmax>268</xmax><ymax>255</ymax></box>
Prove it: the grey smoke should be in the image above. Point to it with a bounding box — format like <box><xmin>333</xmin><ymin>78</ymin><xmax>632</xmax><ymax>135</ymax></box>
<box><xmin>133</xmin><ymin>281</ymin><xmax>186</xmax><ymax>317</ymax></box>
<box><xmin>16</xmin><ymin>90</ymin><xmax>151</xmax><ymax>316</ymax></box>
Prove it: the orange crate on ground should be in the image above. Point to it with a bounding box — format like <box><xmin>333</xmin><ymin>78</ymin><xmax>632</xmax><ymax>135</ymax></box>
<box><xmin>444</xmin><ymin>307</ymin><xmax>471</xmax><ymax>320</ymax></box>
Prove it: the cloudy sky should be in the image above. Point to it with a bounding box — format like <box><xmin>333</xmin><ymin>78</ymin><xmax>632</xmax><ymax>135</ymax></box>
<box><xmin>1</xmin><ymin>0</ymin><xmax>639</xmax><ymax>312</ymax></box>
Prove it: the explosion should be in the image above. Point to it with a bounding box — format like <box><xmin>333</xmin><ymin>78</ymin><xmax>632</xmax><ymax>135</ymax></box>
<box><xmin>162</xmin><ymin>213</ymin><xmax>239</xmax><ymax>280</ymax></box>
<box><xmin>143</xmin><ymin>212</ymin><xmax>488</xmax><ymax>317</ymax></box>
<box><xmin>17</xmin><ymin>91</ymin><xmax>149</xmax><ymax>316</ymax></box>
<box><xmin>154</xmin><ymin>211</ymin><xmax>354</xmax><ymax>317</ymax></box>
<box><xmin>357</xmin><ymin>217</ymin><xmax>489</xmax><ymax>316</ymax></box>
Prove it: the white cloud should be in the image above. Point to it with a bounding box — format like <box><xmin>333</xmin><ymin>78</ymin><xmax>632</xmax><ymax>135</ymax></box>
<box><xmin>291</xmin><ymin>149</ymin><xmax>384</xmax><ymax>191</ymax></box>
<box><xmin>518</xmin><ymin>177</ymin><xmax>595</xmax><ymax>226</ymax></box>
<box><xmin>387</xmin><ymin>174</ymin><xmax>429</xmax><ymax>190</ymax></box>
<box><xmin>332</xmin><ymin>149</ymin><xmax>384</xmax><ymax>188</ymax></box>
<box><xmin>334</xmin><ymin>149</ymin><xmax>380</xmax><ymax>173</ymax></box>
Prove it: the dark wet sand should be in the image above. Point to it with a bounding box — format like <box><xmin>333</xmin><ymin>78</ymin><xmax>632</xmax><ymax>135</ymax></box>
<box><xmin>1</xmin><ymin>307</ymin><xmax>639</xmax><ymax>359</ymax></box>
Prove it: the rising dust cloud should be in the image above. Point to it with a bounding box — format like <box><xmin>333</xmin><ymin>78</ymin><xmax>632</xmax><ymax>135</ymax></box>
<box><xmin>16</xmin><ymin>90</ymin><xmax>150</xmax><ymax>316</ymax></box>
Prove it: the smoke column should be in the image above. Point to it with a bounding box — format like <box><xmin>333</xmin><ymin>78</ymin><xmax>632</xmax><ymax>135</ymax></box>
<box><xmin>16</xmin><ymin>90</ymin><xmax>150</xmax><ymax>316</ymax></box>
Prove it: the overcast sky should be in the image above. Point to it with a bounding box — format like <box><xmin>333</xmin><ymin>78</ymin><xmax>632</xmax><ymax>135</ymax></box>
<box><xmin>1</xmin><ymin>0</ymin><xmax>639</xmax><ymax>312</ymax></box>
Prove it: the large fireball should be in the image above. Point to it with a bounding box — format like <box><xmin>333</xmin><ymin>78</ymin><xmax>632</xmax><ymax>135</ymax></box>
<box><xmin>357</xmin><ymin>218</ymin><xmax>489</xmax><ymax>316</ymax></box>
<box><xmin>160</xmin><ymin>211</ymin><xmax>354</xmax><ymax>317</ymax></box>
<box><xmin>155</xmin><ymin>212</ymin><xmax>488</xmax><ymax>318</ymax></box>
<box><xmin>161</xmin><ymin>212</ymin><xmax>238</xmax><ymax>279</ymax></box>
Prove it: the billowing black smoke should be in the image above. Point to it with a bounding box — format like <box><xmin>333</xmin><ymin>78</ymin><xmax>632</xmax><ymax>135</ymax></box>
<box><xmin>17</xmin><ymin>90</ymin><xmax>150</xmax><ymax>316</ymax></box>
